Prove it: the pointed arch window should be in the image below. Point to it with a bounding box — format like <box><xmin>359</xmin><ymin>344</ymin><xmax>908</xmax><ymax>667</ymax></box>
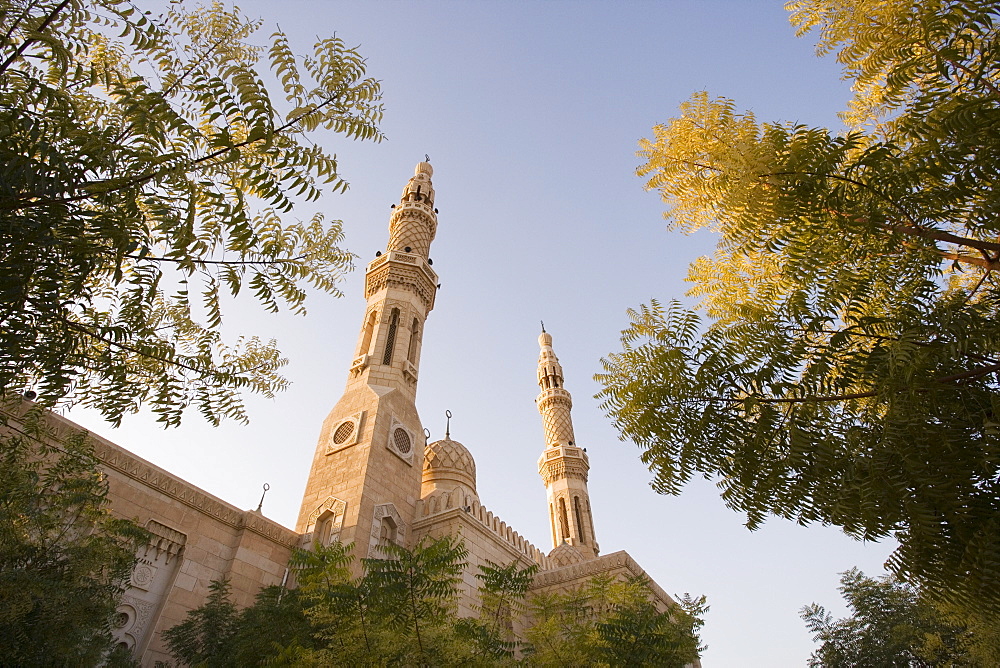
<box><xmin>382</xmin><ymin>308</ymin><xmax>399</xmax><ymax>365</ymax></box>
<box><xmin>360</xmin><ymin>309</ymin><xmax>378</xmax><ymax>356</ymax></box>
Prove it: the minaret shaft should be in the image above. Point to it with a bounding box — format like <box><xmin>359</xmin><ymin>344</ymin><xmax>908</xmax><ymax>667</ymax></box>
<box><xmin>296</xmin><ymin>162</ymin><xmax>439</xmax><ymax>567</ymax></box>
<box><xmin>536</xmin><ymin>331</ymin><xmax>598</xmax><ymax>559</ymax></box>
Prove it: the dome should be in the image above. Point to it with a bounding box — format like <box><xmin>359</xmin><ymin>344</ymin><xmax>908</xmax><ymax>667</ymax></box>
<box><xmin>415</xmin><ymin>161</ymin><xmax>433</xmax><ymax>177</ymax></box>
<box><xmin>422</xmin><ymin>437</ymin><xmax>476</xmax><ymax>492</ymax></box>
<box><xmin>548</xmin><ymin>542</ymin><xmax>587</xmax><ymax>568</ymax></box>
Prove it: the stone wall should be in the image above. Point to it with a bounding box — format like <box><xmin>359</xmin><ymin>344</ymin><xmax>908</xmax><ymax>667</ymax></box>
<box><xmin>3</xmin><ymin>405</ymin><xmax>298</xmax><ymax>666</ymax></box>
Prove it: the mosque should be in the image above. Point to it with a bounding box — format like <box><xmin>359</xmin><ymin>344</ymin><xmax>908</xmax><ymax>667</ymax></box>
<box><xmin>12</xmin><ymin>162</ymin><xmax>683</xmax><ymax>664</ymax></box>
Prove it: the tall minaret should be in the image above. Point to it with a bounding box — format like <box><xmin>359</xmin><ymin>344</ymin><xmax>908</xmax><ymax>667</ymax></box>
<box><xmin>297</xmin><ymin>161</ymin><xmax>439</xmax><ymax>562</ymax></box>
<box><xmin>536</xmin><ymin>328</ymin><xmax>598</xmax><ymax>560</ymax></box>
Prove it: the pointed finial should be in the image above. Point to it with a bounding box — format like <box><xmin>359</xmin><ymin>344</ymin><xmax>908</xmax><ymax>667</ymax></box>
<box><xmin>540</xmin><ymin>320</ymin><xmax>546</xmax><ymax>333</ymax></box>
<box><xmin>445</xmin><ymin>409</ymin><xmax>452</xmax><ymax>439</ymax></box>
<box><xmin>425</xmin><ymin>153</ymin><xmax>430</xmax><ymax>163</ymax></box>
<box><xmin>255</xmin><ymin>482</ymin><xmax>270</xmax><ymax>513</ymax></box>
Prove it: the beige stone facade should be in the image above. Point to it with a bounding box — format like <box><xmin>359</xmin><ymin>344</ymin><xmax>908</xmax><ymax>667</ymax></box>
<box><xmin>7</xmin><ymin>162</ymin><xmax>689</xmax><ymax>665</ymax></box>
<box><xmin>1</xmin><ymin>402</ymin><xmax>297</xmax><ymax>664</ymax></box>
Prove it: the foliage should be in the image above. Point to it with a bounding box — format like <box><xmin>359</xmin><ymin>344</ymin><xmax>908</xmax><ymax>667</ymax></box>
<box><xmin>802</xmin><ymin>568</ymin><xmax>1000</xmax><ymax>667</ymax></box>
<box><xmin>358</xmin><ymin>535</ymin><xmax>470</xmax><ymax>666</ymax></box>
<box><xmin>458</xmin><ymin>560</ymin><xmax>539</xmax><ymax>662</ymax></box>
<box><xmin>0</xmin><ymin>405</ymin><xmax>148</xmax><ymax>665</ymax></box>
<box><xmin>523</xmin><ymin>574</ymin><xmax>705</xmax><ymax>667</ymax></box>
<box><xmin>597</xmin><ymin>0</ymin><xmax>1000</xmax><ymax>612</ymax></box>
<box><xmin>166</xmin><ymin>538</ymin><xmax>705</xmax><ymax>666</ymax></box>
<box><xmin>161</xmin><ymin>579</ymin><xmax>312</xmax><ymax>667</ymax></box>
<box><xmin>0</xmin><ymin>0</ymin><xmax>383</xmax><ymax>426</ymax></box>
<box><xmin>161</xmin><ymin>579</ymin><xmax>239</xmax><ymax>666</ymax></box>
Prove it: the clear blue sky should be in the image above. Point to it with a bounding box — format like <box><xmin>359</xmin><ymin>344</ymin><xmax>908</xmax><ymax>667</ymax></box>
<box><xmin>69</xmin><ymin>2</ymin><xmax>897</xmax><ymax>665</ymax></box>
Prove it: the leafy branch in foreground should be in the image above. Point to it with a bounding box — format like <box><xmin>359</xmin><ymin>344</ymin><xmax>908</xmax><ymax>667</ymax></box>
<box><xmin>0</xmin><ymin>0</ymin><xmax>384</xmax><ymax>425</ymax></box>
<box><xmin>598</xmin><ymin>0</ymin><xmax>1000</xmax><ymax>613</ymax></box>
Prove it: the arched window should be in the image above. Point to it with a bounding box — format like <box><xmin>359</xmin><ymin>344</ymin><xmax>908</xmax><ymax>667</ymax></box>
<box><xmin>550</xmin><ymin>503</ymin><xmax>556</xmax><ymax>545</ymax></box>
<box><xmin>379</xmin><ymin>516</ymin><xmax>398</xmax><ymax>545</ymax></box>
<box><xmin>558</xmin><ymin>497</ymin><xmax>569</xmax><ymax>542</ymax></box>
<box><xmin>574</xmin><ymin>496</ymin><xmax>586</xmax><ymax>544</ymax></box>
<box><xmin>316</xmin><ymin>508</ymin><xmax>339</xmax><ymax>546</ymax></box>
<box><xmin>382</xmin><ymin>308</ymin><xmax>399</xmax><ymax>365</ymax></box>
<box><xmin>360</xmin><ymin>310</ymin><xmax>378</xmax><ymax>355</ymax></box>
<box><xmin>407</xmin><ymin>318</ymin><xmax>420</xmax><ymax>362</ymax></box>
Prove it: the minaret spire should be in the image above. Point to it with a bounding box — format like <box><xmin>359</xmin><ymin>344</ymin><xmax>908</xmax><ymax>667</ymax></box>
<box><xmin>536</xmin><ymin>330</ymin><xmax>598</xmax><ymax>560</ymax></box>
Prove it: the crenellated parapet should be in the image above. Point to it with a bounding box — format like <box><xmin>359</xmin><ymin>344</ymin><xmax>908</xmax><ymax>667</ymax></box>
<box><xmin>415</xmin><ymin>494</ymin><xmax>550</xmax><ymax>567</ymax></box>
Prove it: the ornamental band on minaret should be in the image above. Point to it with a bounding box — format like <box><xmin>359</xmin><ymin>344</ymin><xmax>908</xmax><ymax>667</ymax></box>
<box><xmin>537</xmin><ymin>328</ymin><xmax>599</xmax><ymax>561</ymax></box>
<box><xmin>296</xmin><ymin>161</ymin><xmax>439</xmax><ymax>565</ymax></box>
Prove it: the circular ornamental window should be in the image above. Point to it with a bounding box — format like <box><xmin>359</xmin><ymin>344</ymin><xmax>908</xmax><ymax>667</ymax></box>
<box><xmin>393</xmin><ymin>427</ymin><xmax>412</xmax><ymax>454</ymax></box>
<box><xmin>332</xmin><ymin>420</ymin><xmax>356</xmax><ymax>445</ymax></box>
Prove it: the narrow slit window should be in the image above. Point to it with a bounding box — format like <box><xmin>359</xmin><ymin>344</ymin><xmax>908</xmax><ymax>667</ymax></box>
<box><xmin>360</xmin><ymin>310</ymin><xmax>377</xmax><ymax>356</ymax></box>
<box><xmin>382</xmin><ymin>308</ymin><xmax>399</xmax><ymax>365</ymax></box>
<box><xmin>407</xmin><ymin>318</ymin><xmax>419</xmax><ymax>362</ymax></box>
<box><xmin>558</xmin><ymin>497</ymin><xmax>569</xmax><ymax>542</ymax></box>
<box><xmin>574</xmin><ymin>496</ymin><xmax>586</xmax><ymax>544</ymax></box>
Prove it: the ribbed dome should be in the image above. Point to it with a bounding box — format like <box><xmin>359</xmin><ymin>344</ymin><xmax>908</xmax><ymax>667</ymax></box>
<box><xmin>548</xmin><ymin>542</ymin><xmax>587</xmax><ymax>568</ymax></box>
<box><xmin>422</xmin><ymin>438</ymin><xmax>476</xmax><ymax>491</ymax></box>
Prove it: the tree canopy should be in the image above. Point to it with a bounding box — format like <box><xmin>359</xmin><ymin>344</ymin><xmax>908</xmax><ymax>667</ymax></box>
<box><xmin>597</xmin><ymin>0</ymin><xmax>1000</xmax><ymax>612</ymax></box>
<box><xmin>0</xmin><ymin>0</ymin><xmax>383</xmax><ymax>426</ymax></box>
<box><xmin>163</xmin><ymin>537</ymin><xmax>705</xmax><ymax>667</ymax></box>
<box><xmin>802</xmin><ymin>568</ymin><xmax>1000</xmax><ymax>667</ymax></box>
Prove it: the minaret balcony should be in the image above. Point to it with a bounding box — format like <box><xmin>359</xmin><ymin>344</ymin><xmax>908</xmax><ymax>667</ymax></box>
<box><xmin>537</xmin><ymin>445</ymin><xmax>591</xmax><ymax>483</ymax></box>
<box><xmin>364</xmin><ymin>251</ymin><xmax>439</xmax><ymax>310</ymax></box>
<box><xmin>365</xmin><ymin>251</ymin><xmax>438</xmax><ymax>282</ymax></box>
<box><xmin>396</xmin><ymin>199</ymin><xmax>435</xmax><ymax>215</ymax></box>
<box><xmin>537</xmin><ymin>444</ymin><xmax>590</xmax><ymax>467</ymax></box>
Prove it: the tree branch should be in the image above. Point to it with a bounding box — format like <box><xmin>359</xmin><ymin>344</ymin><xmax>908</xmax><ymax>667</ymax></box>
<box><xmin>123</xmin><ymin>252</ymin><xmax>307</xmax><ymax>267</ymax></box>
<box><xmin>63</xmin><ymin>319</ymin><xmax>221</xmax><ymax>379</ymax></box>
<box><xmin>0</xmin><ymin>0</ymin><xmax>71</xmax><ymax>75</ymax></box>
<box><xmin>698</xmin><ymin>361</ymin><xmax>1000</xmax><ymax>406</ymax></box>
<box><xmin>3</xmin><ymin>89</ymin><xmax>348</xmax><ymax>211</ymax></box>
<box><xmin>887</xmin><ymin>224</ymin><xmax>1000</xmax><ymax>257</ymax></box>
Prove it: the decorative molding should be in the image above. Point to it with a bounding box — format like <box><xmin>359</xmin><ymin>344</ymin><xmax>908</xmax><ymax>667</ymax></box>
<box><xmin>368</xmin><ymin>503</ymin><xmax>406</xmax><ymax>559</ymax></box>
<box><xmin>305</xmin><ymin>496</ymin><xmax>347</xmax><ymax>535</ymax></box>
<box><xmin>350</xmin><ymin>354</ymin><xmax>370</xmax><ymax>373</ymax></box>
<box><xmin>538</xmin><ymin>458</ymin><xmax>589</xmax><ymax>484</ymax></box>
<box><xmin>130</xmin><ymin>561</ymin><xmax>158</xmax><ymax>591</ymax></box>
<box><xmin>86</xmin><ymin>435</ymin><xmax>301</xmax><ymax>547</ymax></box>
<box><xmin>364</xmin><ymin>258</ymin><xmax>438</xmax><ymax>311</ymax></box>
